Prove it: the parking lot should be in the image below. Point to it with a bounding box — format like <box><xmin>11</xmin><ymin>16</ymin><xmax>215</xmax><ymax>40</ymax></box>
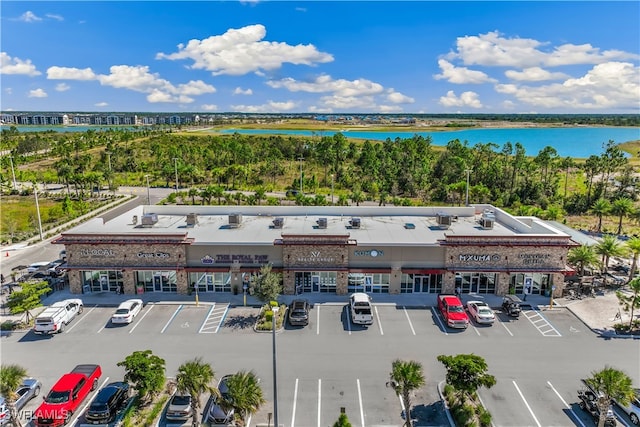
<box><xmin>2</xmin><ymin>300</ymin><xmax>638</xmax><ymax>427</ymax></box>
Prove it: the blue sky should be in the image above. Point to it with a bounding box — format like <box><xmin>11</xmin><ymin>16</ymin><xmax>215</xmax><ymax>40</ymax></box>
<box><xmin>1</xmin><ymin>1</ymin><xmax>639</xmax><ymax>114</ymax></box>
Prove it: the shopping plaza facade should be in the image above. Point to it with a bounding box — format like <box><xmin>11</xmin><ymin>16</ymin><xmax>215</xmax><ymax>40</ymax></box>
<box><xmin>53</xmin><ymin>205</ymin><xmax>578</xmax><ymax>298</ymax></box>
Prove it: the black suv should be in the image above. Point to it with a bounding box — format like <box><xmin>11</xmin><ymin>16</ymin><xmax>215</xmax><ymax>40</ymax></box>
<box><xmin>85</xmin><ymin>381</ymin><xmax>129</xmax><ymax>424</ymax></box>
<box><xmin>288</xmin><ymin>299</ymin><xmax>310</xmax><ymax>326</ymax></box>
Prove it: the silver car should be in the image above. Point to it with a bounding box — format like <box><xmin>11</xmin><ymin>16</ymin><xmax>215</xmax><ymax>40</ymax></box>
<box><xmin>616</xmin><ymin>388</ymin><xmax>640</xmax><ymax>425</ymax></box>
<box><xmin>166</xmin><ymin>393</ymin><xmax>192</xmax><ymax>422</ymax></box>
<box><xmin>0</xmin><ymin>378</ymin><xmax>42</xmax><ymax>426</ymax></box>
<box><xmin>206</xmin><ymin>375</ymin><xmax>234</xmax><ymax>426</ymax></box>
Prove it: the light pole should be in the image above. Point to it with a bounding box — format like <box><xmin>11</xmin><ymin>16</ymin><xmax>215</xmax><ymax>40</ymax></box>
<box><xmin>298</xmin><ymin>156</ymin><xmax>304</xmax><ymax>194</ymax></box>
<box><xmin>331</xmin><ymin>174</ymin><xmax>334</xmax><ymax>205</ymax></box>
<box><xmin>33</xmin><ymin>184</ymin><xmax>44</xmax><ymax>241</ymax></box>
<box><xmin>8</xmin><ymin>156</ymin><xmax>17</xmax><ymax>191</ymax></box>
<box><xmin>465</xmin><ymin>169</ymin><xmax>472</xmax><ymax>206</ymax></box>
<box><xmin>272</xmin><ymin>305</ymin><xmax>279</xmax><ymax>427</ymax></box>
<box><xmin>144</xmin><ymin>175</ymin><xmax>151</xmax><ymax>205</ymax></box>
<box><xmin>173</xmin><ymin>158</ymin><xmax>179</xmax><ymax>192</ymax></box>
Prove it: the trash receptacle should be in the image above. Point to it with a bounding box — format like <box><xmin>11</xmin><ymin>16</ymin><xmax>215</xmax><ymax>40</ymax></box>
<box><xmin>83</xmin><ymin>284</ymin><xmax>90</xmax><ymax>294</ymax></box>
<box><xmin>136</xmin><ymin>285</ymin><xmax>144</xmax><ymax>295</ymax></box>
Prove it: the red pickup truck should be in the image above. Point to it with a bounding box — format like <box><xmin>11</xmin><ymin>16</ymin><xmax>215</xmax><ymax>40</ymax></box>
<box><xmin>34</xmin><ymin>364</ymin><xmax>102</xmax><ymax>427</ymax></box>
<box><xmin>437</xmin><ymin>294</ymin><xmax>469</xmax><ymax>329</ymax></box>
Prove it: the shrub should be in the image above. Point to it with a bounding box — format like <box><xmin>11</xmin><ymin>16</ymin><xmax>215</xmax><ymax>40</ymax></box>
<box><xmin>0</xmin><ymin>321</ymin><xmax>16</xmax><ymax>331</ymax></box>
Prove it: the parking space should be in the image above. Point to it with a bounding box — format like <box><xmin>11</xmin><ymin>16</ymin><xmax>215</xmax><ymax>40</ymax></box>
<box><xmin>160</xmin><ymin>304</ymin><xmax>213</xmax><ymax>335</ymax></box>
<box><xmin>521</xmin><ymin>308</ymin><xmax>562</xmax><ymax>337</ymax></box>
<box><xmin>198</xmin><ymin>303</ymin><xmax>229</xmax><ymax>333</ymax></box>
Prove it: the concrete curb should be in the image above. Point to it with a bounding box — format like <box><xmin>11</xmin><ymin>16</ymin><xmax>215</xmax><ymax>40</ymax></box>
<box><xmin>436</xmin><ymin>380</ymin><xmax>455</xmax><ymax>427</ymax></box>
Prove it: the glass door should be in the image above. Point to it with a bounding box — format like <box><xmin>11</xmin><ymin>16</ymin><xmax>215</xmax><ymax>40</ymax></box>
<box><xmin>312</xmin><ymin>276</ymin><xmax>320</xmax><ymax>292</ymax></box>
<box><xmin>153</xmin><ymin>274</ymin><xmax>162</xmax><ymax>292</ymax></box>
<box><xmin>100</xmin><ymin>273</ymin><xmax>109</xmax><ymax>291</ymax></box>
<box><xmin>413</xmin><ymin>276</ymin><xmax>428</xmax><ymax>293</ymax></box>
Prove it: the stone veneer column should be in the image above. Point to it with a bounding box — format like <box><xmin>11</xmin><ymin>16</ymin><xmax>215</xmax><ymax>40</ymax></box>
<box><xmin>442</xmin><ymin>272</ymin><xmax>456</xmax><ymax>294</ymax></box>
<box><xmin>176</xmin><ymin>270</ymin><xmax>188</xmax><ymax>294</ymax></box>
<box><xmin>336</xmin><ymin>271</ymin><xmax>348</xmax><ymax>295</ymax></box>
<box><xmin>388</xmin><ymin>268</ymin><xmax>402</xmax><ymax>294</ymax></box>
<box><xmin>123</xmin><ymin>270</ymin><xmax>135</xmax><ymax>295</ymax></box>
<box><xmin>497</xmin><ymin>272</ymin><xmax>511</xmax><ymax>295</ymax></box>
<box><xmin>551</xmin><ymin>273</ymin><xmax>565</xmax><ymax>297</ymax></box>
<box><xmin>69</xmin><ymin>270</ymin><xmax>82</xmax><ymax>294</ymax></box>
<box><xmin>283</xmin><ymin>271</ymin><xmax>295</xmax><ymax>295</ymax></box>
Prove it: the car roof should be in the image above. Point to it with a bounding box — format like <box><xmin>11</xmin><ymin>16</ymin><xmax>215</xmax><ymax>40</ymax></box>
<box><xmin>467</xmin><ymin>300</ymin><xmax>488</xmax><ymax>306</ymax></box>
<box><xmin>118</xmin><ymin>299</ymin><xmax>142</xmax><ymax>309</ymax></box>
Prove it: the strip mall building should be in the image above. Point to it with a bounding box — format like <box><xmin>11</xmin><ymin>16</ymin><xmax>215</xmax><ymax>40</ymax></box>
<box><xmin>53</xmin><ymin>205</ymin><xmax>578</xmax><ymax>298</ymax></box>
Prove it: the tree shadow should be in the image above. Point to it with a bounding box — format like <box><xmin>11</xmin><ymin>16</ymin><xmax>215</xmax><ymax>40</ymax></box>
<box><xmin>411</xmin><ymin>401</ymin><xmax>449</xmax><ymax>426</ymax></box>
<box><xmin>224</xmin><ymin>313</ymin><xmax>259</xmax><ymax>330</ymax></box>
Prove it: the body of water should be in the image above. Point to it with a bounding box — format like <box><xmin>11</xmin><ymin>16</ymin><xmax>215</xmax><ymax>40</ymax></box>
<box><xmin>5</xmin><ymin>124</ymin><xmax>639</xmax><ymax>158</ymax></box>
<box><xmin>220</xmin><ymin>127</ymin><xmax>640</xmax><ymax>158</ymax></box>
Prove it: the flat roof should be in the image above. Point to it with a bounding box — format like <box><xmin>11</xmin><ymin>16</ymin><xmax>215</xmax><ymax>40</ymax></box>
<box><xmin>61</xmin><ymin>204</ymin><xmax>571</xmax><ymax>247</ymax></box>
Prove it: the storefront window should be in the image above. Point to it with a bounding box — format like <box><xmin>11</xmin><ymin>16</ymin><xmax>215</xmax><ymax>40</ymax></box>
<box><xmin>82</xmin><ymin>270</ymin><xmax>122</xmax><ymax>293</ymax></box>
<box><xmin>347</xmin><ymin>273</ymin><xmax>389</xmax><ymax>293</ymax></box>
<box><xmin>189</xmin><ymin>272</ymin><xmax>231</xmax><ymax>292</ymax></box>
<box><xmin>401</xmin><ymin>274</ymin><xmax>442</xmax><ymax>293</ymax></box>
<box><xmin>455</xmin><ymin>272</ymin><xmax>496</xmax><ymax>294</ymax></box>
<box><xmin>295</xmin><ymin>271</ymin><xmax>337</xmax><ymax>293</ymax></box>
<box><xmin>136</xmin><ymin>270</ymin><xmax>177</xmax><ymax>292</ymax></box>
<box><xmin>511</xmin><ymin>273</ymin><xmax>551</xmax><ymax>295</ymax></box>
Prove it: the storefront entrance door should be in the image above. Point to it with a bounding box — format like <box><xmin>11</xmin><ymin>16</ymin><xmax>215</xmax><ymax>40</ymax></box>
<box><xmin>100</xmin><ymin>274</ymin><xmax>109</xmax><ymax>292</ymax></box>
<box><xmin>471</xmin><ymin>275</ymin><xmax>479</xmax><ymax>293</ymax></box>
<box><xmin>153</xmin><ymin>275</ymin><xmax>162</xmax><ymax>292</ymax></box>
<box><xmin>312</xmin><ymin>276</ymin><xmax>320</xmax><ymax>292</ymax></box>
<box><xmin>413</xmin><ymin>276</ymin><xmax>429</xmax><ymax>293</ymax></box>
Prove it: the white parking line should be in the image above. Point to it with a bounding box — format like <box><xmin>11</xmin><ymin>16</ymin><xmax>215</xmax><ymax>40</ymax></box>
<box><xmin>198</xmin><ymin>303</ymin><xmax>216</xmax><ymax>333</ymax></box>
<box><xmin>499</xmin><ymin>320</ymin><xmax>514</xmax><ymax>336</ymax></box>
<box><xmin>346</xmin><ymin>306</ymin><xmax>352</xmax><ymax>335</ymax></box>
<box><xmin>316</xmin><ymin>305</ymin><xmax>320</xmax><ymax>335</ymax></box>
<box><xmin>547</xmin><ymin>381</ymin><xmax>587</xmax><ymax>427</ymax></box>
<box><xmin>129</xmin><ymin>304</ymin><xmax>153</xmax><ymax>333</ymax></box>
<box><xmin>357</xmin><ymin>378</ymin><xmax>365</xmax><ymax>427</ymax></box>
<box><xmin>402</xmin><ymin>307</ymin><xmax>416</xmax><ymax>335</ymax></box>
<box><xmin>513</xmin><ymin>380</ymin><xmax>541</xmax><ymax>427</ymax></box>
<box><xmin>290</xmin><ymin>378</ymin><xmax>299</xmax><ymax>427</ymax></box>
<box><xmin>317</xmin><ymin>379</ymin><xmax>322</xmax><ymax>427</ymax></box>
<box><xmin>430</xmin><ymin>307</ymin><xmax>448</xmax><ymax>335</ymax></box>
<box><xmin>470</xmin><ymin>323</ymin><xmax>480</xmax><ymax>336</ymax></box>
<box><xmin>374</xmin><ymin>306</ymin><xmax>384</xmax><ymax>335</ymax></box>
<box><xmin>65</xmin><ymin>305</ymin><xmax>96</xmax><ymax>333</ymax></box>
<box><xmin>523</xmin><ymin>309</ymin><xmax>562</xmax><ymax>337</ymax></box>
<box><xmin>161</xmin><ymin>305</ymin><xmax>183</xmax><ymax>333</ymax></box>
<box><xmin>214</xmin><ymin>304</ymin><xmax>230</xmax><ymax>333</ymax></box>
<box><xmin>72</xmin><ymin>376</ymin><xmax>110</xmax><ymax>426</ymax></box>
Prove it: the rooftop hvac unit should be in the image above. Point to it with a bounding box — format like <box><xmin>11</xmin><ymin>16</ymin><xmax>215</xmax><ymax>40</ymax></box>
<box><xmin>132</xmin><ymin>215</ymin><xmax>138</xmax><ymax>225</ymax></box>
<box><xmin>272</xmin><ymin>217</ymin><xmax>284</xmax><ymax>229</ymax></box>
<box><xmin>436</xmin><ymin>213</ymin><xmax>452</xmax><ymax>228</ymax></box>
<box><xmin>228</xmin><ymin>213</ymin><xmax>242</xmax><ymax>228</ymax></box>
<box><xmin>186</xmin><ymin>213</ymin><xmax>198</xmax><ymax>226</ymax></box>
<box><xmin>350</xmin><ymin>217</ymin><xmax>361</xmax><ymax>229</ymax></box>
<box><xmin>317</xmin><ymin>218</ymin><xmax>328</xmax><ymax>229</ymax></box>
<box><xmin>480</xmin><ymin>210</ymin><xmax>495</xmax><ymax>229</ymax></box>
<box><xmin>141</xmin><ymin>213</ymin><xmax>158</xmax><ymax>227</ymax></box>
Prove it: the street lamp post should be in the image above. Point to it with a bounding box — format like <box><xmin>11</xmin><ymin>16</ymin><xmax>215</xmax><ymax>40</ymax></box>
<box><xmin>8</xmin><ymin>157</ymin><xmax>17</xmax><ymax>191</ymax></box>
<box><xmin>331</xmin><ymin>174</ymin><xmax>334</xmax><ymax>205</ymax></box>
<box><xmin>272</xmin><ymin>305</ymin><xmax>279</xmax><ymax>427</ymax></box>
<box><xmin>298</xmin><ymin>157</ymin><xmax>304</xmax><ymax>194</ymax></box>
<box><xmin>145</xmin><ymin>175</ymin><xmax>151</xmax><ymax>205</ymax></box>
<box><xmin>173</xmin><ymin>158</ymin><xmax>179</xmax><ymax>192</ymax></box>
<box><xmin>33</xmin><ymin>185</ymin><xmax>44</xmax><ymax>241</ymax></box>
<box><xmin>465</xmin><ymin>169</ymin><xmax>472</xmax><ymax>206</ymax></box>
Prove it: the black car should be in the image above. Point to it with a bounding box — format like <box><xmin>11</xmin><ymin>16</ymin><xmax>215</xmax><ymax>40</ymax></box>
<box><xmin>288</xmin><ymin>299</ymin><xmax>310</xmax><ymax>326</ymax></box>
<box><xmin>85</xmin><ymin>381</ymin><xmax>129</xmax><ymax>424</ymax></box>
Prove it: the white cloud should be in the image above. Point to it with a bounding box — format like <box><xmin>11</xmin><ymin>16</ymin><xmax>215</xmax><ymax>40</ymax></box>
<box><xmin>45</xmin><ymin>14</ymin><xmax>64</xmax><ymax>21</ymax></box>
<box><xmin>233</xmin><ymin>87</ymin><xmax>253</xmax><ymax>95</ymax></box>
<box><xmin>504</xmin><ymin>67</ymin><xmax>568</xmax><ymax>82</ymax></box>
<box><xmin>95</xmin><ymin>102</ymin><xmax>108</xmax><ymax>107</ymax></box>
<box><xmin>201</xmin><ymin>104</ymin><xmax>218</xmax><ymax>111</ymax></box>
<box><xmin>28</xmin><ymin>88</ymin><xmax>47</xmax><ymax>98</ymax></box>
<box><xmin>0</xmin><ymin>52</ymin><xmax>41</xmax><ymax>76</ymax></box>
<box><xmin>15</xmin><ymin>11</ymin><xmax>42</xmax><ymax>23</ymax></box>
<box><xmin>230</xmin><ymin>100</ymin><xmax>298</xmax><ymax>113</ymax></box>
<box><xmin>55</xmin><ymin>83</ymin><xmax>70</xmax><ymax>92</ymax></box>
<box><xmin>434</xmin><ymin>59</ymin><xmax>496</xmax><ymax>84</ymax></box>
<box><xmin>156</xmin><ymin>24</ymin><xmax>334</xmax><ymax>76</ymax></box>
<box><xmin>496</xmin><ymin>61</ymin><xmax>640</xmax><ymax>110</ymax></box>
<box><xmin>4</xmin><ymin>88</ymin><xmax>12</xmax><ymax>95</ymax></box>
<box><xmin>439</xmin><ymin>90</ymin><xmax>482</xmax><ymax>108</ymax></box>
<box><xmin>47</xmin><ymin>66</ymin><xmax>96</xmax><ymax>80</ymax></box>
<box><xmin>386</xmin><ymin>91</ymin><xmax>414</xmax><ymax>104</ymax></box>
<box><xmin>449</xmin><ymin>31</ymin><xmax>638</xmax><ymax>68</ymax></box>
<box><xmin>267</xmin><ymin>74</ymin><xmax>384</xmax><ymax>97</ymax></box>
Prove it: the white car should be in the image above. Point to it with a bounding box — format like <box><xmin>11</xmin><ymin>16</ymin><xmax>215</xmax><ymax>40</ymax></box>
<box><xmin>27</xmin><ymin>261</ymin><xmax>50</xmax><ymax>273</ymax></box>
<box><xmin>616</xmin><ymin>389</ymin><xmax>640</xmax><ymax>425</ymax></box>
<box><xmin>466</xmin><ymin>300</ymin><xmax>495</xmax><ymax>324</ymax></box>
<box><xmin>111</xmin><ymin>299</ymin><xmax>143</xmax><ymax>324</ymax></box>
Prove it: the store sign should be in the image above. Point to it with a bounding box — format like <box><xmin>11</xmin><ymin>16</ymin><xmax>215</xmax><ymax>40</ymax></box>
<box><xmin>296</xmin><ymin>251</ymin><xmax>335</xmax><ymax>263</ymax></box>
<box><xmin>519</xmin><ymin>253</ymin><xmax>550</xmax><ymax>265</ymax></box>
<box><xmin>458</xmin><ymin>254</ymin><xmax>500</xmax><ymax>262</ymax></box>
<box><xmin>354</xmin><ymin>249</ymin><xmax>384</xmax><ymax>257</ymax></box>
<box><xmin>80</xmin><ymin>248</ymin><xmax>115</xmax><ymax>257</ymax></box>
<box><xmin>137</xmin><ymin>252</ymin><xmax>170</xmax><ymax>259</ymax></box>
<box><xmin>201</xmin><ymin>254</ymin><xmax>269</xmax><ymax>264</ymax></box>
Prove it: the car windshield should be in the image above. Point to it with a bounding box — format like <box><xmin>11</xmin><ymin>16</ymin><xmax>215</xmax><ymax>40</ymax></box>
<box><xmin>450</xmin><ymin>305</ymin><xmax>464</xmax><ymax>313</ymax></box>
<box><xmin>478</xmin><ymin>308</ymin><xmax>493</xmax><ymax>315</ymax></box>
<box><xmin>171</xmin><ymin>395</ymin><xmax>191</xmax><ymax>406</ymax></box>
<box><xmin>115</xmin><ymin>309</ymin><xmax>130</xmax><ymax>315</ymax></box>
<box><xmin>292</xmin><ymin>310</ymin><xmax>307</xmax><ymax>316</ymax></box>
<box><xmin>90</xmin><ymin>403</ymin><xmax>108</xmax><ymax>411</ymax></box>
<box><xmin>45</xmin><ymin>391</ymin><xmax>69</xmax><ymax>404</ymax></box>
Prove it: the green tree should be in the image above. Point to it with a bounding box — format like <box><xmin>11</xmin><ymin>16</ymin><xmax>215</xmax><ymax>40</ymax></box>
<box><xmin>6</xmin><ymin>281</ymin><xmax>51</xmax><ymax>323</ymax></box>
<box><xmin>388</xmin><ymin>359</ymin><xmax>426</xmax><ymax>427</ymax></box>
<box><xmin>585</xmin><ymin>366</ymin><xmax>634</xmax><ymax>427</ymax></box>
<box><xmin>611</xmin><ymin>197</ymin><xmax>634</xmax><ymax>235</ymax></box>
<box><xmin>175</xmin><ymin>357</ymin><xmax>215</xmax><ymax>427</ymax></box>
<box><xmin>595</xmin><ymin>235</ymin><xmax>627</xmax><ymax>273</ymax></box>
<box><xmin>0</xmin><ymin>364</ymin><xmax>28</xmax><ymax>427</ymax></box>
<box><xmin>225</xmin><ymin>370</ymin><xmax>265</xmax><ymax>425</ymax></box>
<box><xmin>567</xmin><ymin>245</ymin><xmax>600</xmax><ymax>276</ymax></box>
<box><xmin>332</xmin><ymin>413</ymin><xmax>353</xmax><ymax>427</ymax></box>
<box><xmin>251</xmin><ymin>264</ymin><xmax>282</xmax><ymax>303</ymax></box>
<box><xmin>590</xmin><ymin>198</ymin><xmax>611</xmax><ymax>233</ymax></box>
<box><xmin>437</xmin><ymin>354</ymin><xmax>496</xmax><ymax>402</ymax></box>
<box><xmin>117</xmin><ymin>350</ymin><xmax>166</xmax><ymax>404</ymax></box>
<box><xmin>626</xmin><ymin>237</ymin><xmax>640</xmax><ymax>280</ymax></box>
<box><xmin>616</xmin><ymin>278</ymin><xmax>640</xmax><ymax>329</ymax></box>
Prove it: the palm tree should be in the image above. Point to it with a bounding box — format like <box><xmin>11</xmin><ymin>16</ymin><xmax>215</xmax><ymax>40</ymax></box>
<box><xmin>0</xmin><ymin>364</ymin><xmax>28</xmax><ymax>427</ymax></box>
<box><xmin>225</xmin><ymin>370</ymin><xmax>265</xmax><ymax>425</ymax></box>
<box><xmin>611</xmin><ymin>197</ymin><xmax>634</xmax><ymax>235</ymax></box>
<box><xmin>590</xmin><ymin>198</ymin><xmax>611</xmax><ymax>233</ymax></box>
<box><xmin>616</xmin><ymin>278</ymin><xmax>640</xmax><ymax>329</ymax></box>
<box><xmin>626</xmin><ymin>237</ymin><xmax>640</xmax><ymax>280</ymax></box>
<box><xmin>388</xmin><ymin>359</ymin><xmax>426</xmax><ymax>427</ymax></box>
<box><xmin>175</xmin><ymin>358</ymin><xmax>215</xmax><ymax>427</ymax></box>
<box><xmin>585</xmin><ymin>366</ymin><xmax>634</xmax><ymax>427</ymax></box>
<box><xmin>595</xmin><ymin>235</ymin><xmax>627</xmax><ymax>273</ymax></box>
<box><xmin>567</xmin><ymin>245</ymin><xmax>600</xmax><ymax>276</ymax></box>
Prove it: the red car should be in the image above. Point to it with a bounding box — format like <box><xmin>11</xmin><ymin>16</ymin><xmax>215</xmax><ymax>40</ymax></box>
<box><xmin>437</xmin><ymin>294</ymin><xmax>469</xmax><ymax>329</ymax></box>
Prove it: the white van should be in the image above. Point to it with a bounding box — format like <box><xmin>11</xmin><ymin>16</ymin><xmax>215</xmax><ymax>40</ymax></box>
<box><xmin>33</xmin><ymin>299</ymin><xmax>83</xmax><ymax>334</ymax></box>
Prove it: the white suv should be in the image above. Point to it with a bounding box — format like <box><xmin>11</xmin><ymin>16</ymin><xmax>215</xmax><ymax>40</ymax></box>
<box><xmin>616</xmin><ymin>389</ymin><xmax>640</xmax><ymax>425</ymax></box>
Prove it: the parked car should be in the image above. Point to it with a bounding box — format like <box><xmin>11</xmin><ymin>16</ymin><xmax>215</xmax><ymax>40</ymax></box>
<box><xmin>33</xmin><ymin>299</ymin><xmax>83</xmax><ymax>334</ymax></box>
<box><xmin>466</xmin><ymin>300</ymin><xmax>495</xmax><ymax>324</ymax></box>
<box><xmin>166</xmin><ymin>393</ymin><xmax>192</xmax><ymax>422</ymax></box>
<box><xmin>615</xmin><ymin>388</ymin><xmax>640</xmax><ymax>425</ymax></box>
<box><xmin>27</xmin><ymin>261</ymin><xmax>50</xmax><ymax>273</ymax></box>
<box><xmin>288</xmin><ymin>299</ymin><xmax>310</xmax><ymax>326</ymax></box>
<box><xmin>111</xmin><ymin>299</ymin><xmax>143</xmax><ymax>324</ymax></box>
<box><xmin>349</xmin><ymin>293</ymin><xmax>373</xmax><ymax>326</ymax></box>
<box><xmin>501</xmin><ymin>295</ymin><xmax>522</xmax><ymax>317</ymax></box>
<box><xmin>206</xmin><ymin>375</ymin><xmax>234</xmax><ymax>425</ymax></box>
<box><xmin>85</xmin><ymin>381</ymin><xmax>129</xmax><ymax>424</ymax></box>
<box><xmin>0</xmin><ymin>378</ymin><xmax>42</xmax><ymax>426</ymax></box>
<box><xmin>578</xmin><ymin>387</ymin><xmax>617</xmax><ymax>427</ymax></box>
